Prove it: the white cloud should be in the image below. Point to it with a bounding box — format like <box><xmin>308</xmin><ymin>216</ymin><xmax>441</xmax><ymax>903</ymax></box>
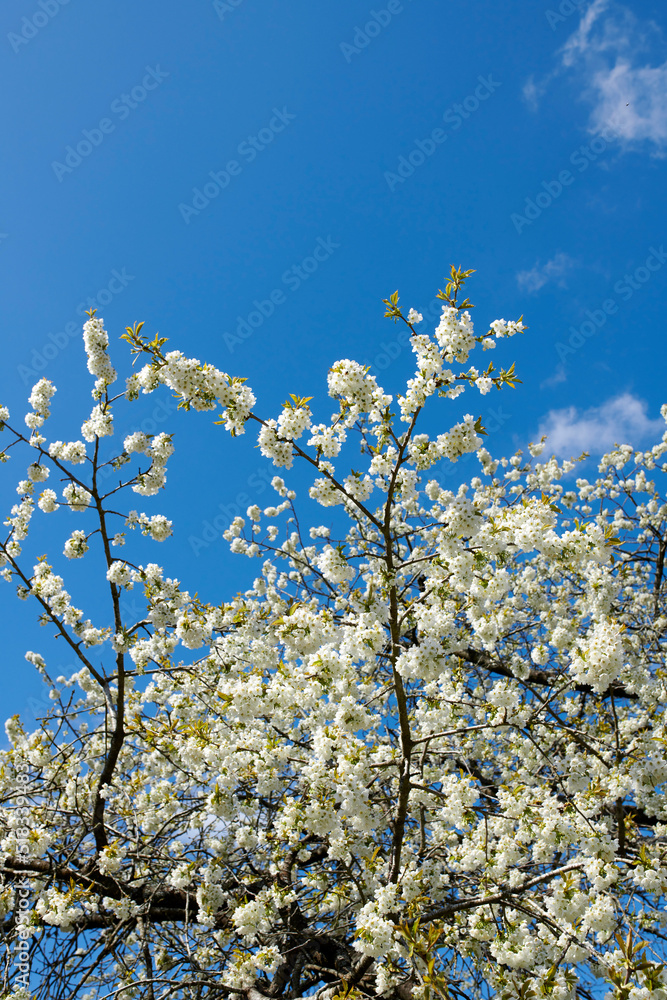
<box><xmin>559</xmin><ymin>0</ymin><xmax>616</xmax><ymax>67</ymax></box>
<box><xmin>587</xmin><ymin>59</ymin><xmax>667</xmax><ymax>148</ymax></box>
<box><xmin>522</xmin><ymin>76</ymin><xmax>543</xmax><ymax>113</ymax></box>
<box><xmin>540</xmin><ymin>364</ymin><xmax>568</xmax><ymax>389</ymax></box>
<box><xmin>528</xmin><ymin>0</ymin><xmax>667</xmax><ymax>152</ymax></box>
<box><xmin>516</xmin><ymin>253</ymin><xmax>575</xmax><ymax>293</ymax></box>
<box><xmin>537</xmin><ymin>393</ymin><xmax>663</xmax><ymax>457</ymax></box>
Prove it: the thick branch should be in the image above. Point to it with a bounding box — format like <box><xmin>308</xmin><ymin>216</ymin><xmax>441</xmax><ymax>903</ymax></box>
<box><xmin>90</xmin><ymin>436</ymin><xmax>127</xmax><ymax>852</ymax></box>
<box><xmin>458</xmin><ymin>647</ymin><xmax>639</xmax><ymax>701</ymax></box>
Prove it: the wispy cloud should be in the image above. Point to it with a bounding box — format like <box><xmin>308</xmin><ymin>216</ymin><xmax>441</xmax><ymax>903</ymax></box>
<box><xmin>540</xmin><ymin>363</ymin><xmax>568</xmax><ymax>390</ymax></box>
<box><xmin>559</xmin><ymin>0</ymin><xmax>616</xmax><ymax>67</ymax></box>
<box><xmin>517</xmin><ymin>253</ymin><xmax>575</xmax><ymax>293</ymax></box>
<box><xmin>522</xmin><ymin>76</ymin><xmax>545</xmax><ymax>113</ymax></box>
<box><xmin>537</xmin><ymin>393</ymin><xmax>663</xmax><ymax>457</ymax></box>
<box><xmin>528</xmin><ymin>0</ymin><xmax>667</xmax><ymax>152</ymax></box>
<box><xmin>587</xmin><ymin>59</ymin><xmax>667</xmax><ymax>148</ymax></box>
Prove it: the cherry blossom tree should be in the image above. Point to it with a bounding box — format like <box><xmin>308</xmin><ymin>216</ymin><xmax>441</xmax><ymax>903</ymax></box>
<box><xmin>1</xmin><ymin>269</ymin><xmax>667</xmax><ymax>1000</ymax></box>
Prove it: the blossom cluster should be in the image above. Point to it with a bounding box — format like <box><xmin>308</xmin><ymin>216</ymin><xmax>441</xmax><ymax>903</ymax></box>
<box><xmin>1</xmin><ymin>283</ymin><xmax>667</xmax><ymax>1000</ymax></box>
<box><xmin>26</xmin><ymin>378</ymin><xmax>56</xmax><ymax>430</ymax></box>
<box><xmin>82</xmin><ymin>315</ymin><xmax>117</xmax><ymax>392</ymax></box>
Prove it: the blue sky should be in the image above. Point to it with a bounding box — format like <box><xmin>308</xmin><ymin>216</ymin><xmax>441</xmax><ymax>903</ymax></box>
<box><xmin>1</xmin><ymin>0</ymin><xmax>666</xmax><ymax>729</ymax></box>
